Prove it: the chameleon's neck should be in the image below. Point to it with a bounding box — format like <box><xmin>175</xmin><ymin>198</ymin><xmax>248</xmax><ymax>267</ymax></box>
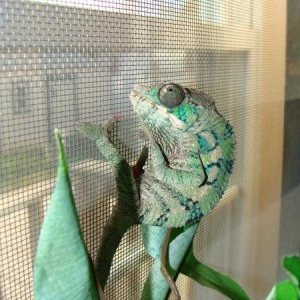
<box><xmin>142</xmin><ymin>124</ymin><xmax>179</xmax><ymax>159</ymax></box>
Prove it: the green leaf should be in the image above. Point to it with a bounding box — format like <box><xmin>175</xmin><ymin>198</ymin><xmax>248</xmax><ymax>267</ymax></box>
<box><xmin>266</xmin><ymin>280</ymin><xmax>299</xmax><ymax>300</ymax></box>
<box><xmin>180</xmin><ymin>246</ymin><xmax>250</xmax><ymax>300</ymax></box>
<box><xmin>283</xmin><ymin>256</ymin><xmax>300</xmax><ymax>287</ymax></box>
<box><xmin>34</xmin><ymin>130</ymin><xmax>100</xmax><ymax>300</ymax></box>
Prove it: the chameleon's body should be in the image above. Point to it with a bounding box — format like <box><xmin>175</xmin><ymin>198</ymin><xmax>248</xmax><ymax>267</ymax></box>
<box><xmin>78</xmin><ymin>82</ymin><xmax>235</xmax><ymax>295</ymax></box>
<box><xmin>130</xmin><ymin>83</ymin><xmax>235</xmax><ymax>227</ymax></box>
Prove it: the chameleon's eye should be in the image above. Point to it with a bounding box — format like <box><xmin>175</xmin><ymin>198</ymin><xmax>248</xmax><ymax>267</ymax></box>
<box><xmin>158</xmin><ymin>83</ymin><xmax>185</xmax><ymax>108</ymax></box>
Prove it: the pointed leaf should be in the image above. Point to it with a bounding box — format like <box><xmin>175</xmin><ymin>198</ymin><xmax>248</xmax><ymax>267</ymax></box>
<box><xmin>266</xmin><ymin>280</ymin><xmax>299</xmax><ymax>300</ymax></box>
<box><xmin>180</xmin><ymin>246</ymin><xmax>250</xmax><ymax>300</ymax></box>
<box><xmin>34</xmin><ymin>130</ymin><xmax>100</xmax><ymax>300</ymax></box>
<box><xmin>283</xmin><ymin>256</ymin><xmax>300</xmax><ymax>287</ymax></box>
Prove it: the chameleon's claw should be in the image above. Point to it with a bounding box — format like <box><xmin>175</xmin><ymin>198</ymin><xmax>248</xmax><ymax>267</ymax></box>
<box><xmin>77</xmin><ymin>118</ymin><xmax>117</xmax><ymax>142</ymax></box>
<box><xmin>103</xmin><ymin>117</ymin><xmax>117</xmax><ymax>137</ymax></box>
<box><xmin>160</xmin><ymin>228</ymin><xmax>181</xmax><ymax>300</ymax></box>
<box><xmin>76</xmin><ymin>122</ymin><xmax>105</xmax><ymax>140</ymax></box>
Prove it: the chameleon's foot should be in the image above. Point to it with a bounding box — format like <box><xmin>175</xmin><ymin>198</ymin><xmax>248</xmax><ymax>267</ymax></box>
<box><xmin>77</xmin><ymin>118</ymin><xmax>117</xmax><ymax>142</ymax></box>
<box><xmin>103</xmin><ymin>117</ymin><xmax>117</xmax><ymax>137</ymax></box>
<box><xmin>160</xmin><ymin>228</ymin><xmax>181</xmax><ymax>300</ymax></box>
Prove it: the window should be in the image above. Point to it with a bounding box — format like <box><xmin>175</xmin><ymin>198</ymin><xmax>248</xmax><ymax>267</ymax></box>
<box><xmin>0</xmin><ymin>0</ymin><xmax>286</xmax><ymax>299</ymax></box>
<box><xmin>12</xmin><ymin>81</ymin><xmax>31</xmax><ymax>114</ymax></box>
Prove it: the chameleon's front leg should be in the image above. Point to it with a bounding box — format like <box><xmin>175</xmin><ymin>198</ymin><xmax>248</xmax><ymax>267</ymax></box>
<box><xmin>78</xmin><ymin>119</ymin><xmax>124</xmax><ymax>168</ymax></box>
<box><xmin>78</xmin><ymin>120</ymin><xmax>146</xmax><ymax>288</ymax></box>
<box><xmin>151</xmin><ymin>141</ymin><xmax>207</xmax><ymax>187</ymax></box>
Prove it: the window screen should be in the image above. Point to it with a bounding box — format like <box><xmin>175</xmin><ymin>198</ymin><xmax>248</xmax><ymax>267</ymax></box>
<box><xmin>0</xmin><ymin>1</ymin><xmax>285</xmax><ymax>299</ymax></box>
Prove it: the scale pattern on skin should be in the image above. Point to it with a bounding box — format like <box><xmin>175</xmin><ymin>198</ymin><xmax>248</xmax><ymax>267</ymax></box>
<box><xmin>130</xmin><ymin>83</ymin><xmax>236</xmax><ymax>227</ymax></box>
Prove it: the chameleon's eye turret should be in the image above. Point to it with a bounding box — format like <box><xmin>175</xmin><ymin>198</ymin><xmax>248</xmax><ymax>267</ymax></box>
<box><xmin>158</xmin><ymin>83</ymin><xmax>185</xmax><ymax>108</ymax></box>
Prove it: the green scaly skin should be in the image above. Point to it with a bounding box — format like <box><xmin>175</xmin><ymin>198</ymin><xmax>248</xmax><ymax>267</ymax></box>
<box><xmin>78</xmin><ymin>83</ymin><xmax>235</xmax><ymax>295</ymax></box>
<box><xmin>130</xmin><ymin>83</ymin><xmax>235</xmax><ymax>227</ymax></box>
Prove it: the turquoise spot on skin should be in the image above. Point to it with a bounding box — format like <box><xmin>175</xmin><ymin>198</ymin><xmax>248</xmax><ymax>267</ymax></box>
<box><xmin>192</xmin><ymin>106</ymin><xmax>198</xmax><ymax>114</ymax></box>
<box><xmin>198</xmin><ymin>136</ymin><xmax>210</xmax><ymax>152</ymax></box>
<box><xmin>197</xmin><ymin>132</ymin><xmax>219</xmax><ymax>153</ymax></box>
<box><xmin>178</xmin><ymin>106</ymin><xmax>187</xmax><ymax>122</ymax></box>
<box><xmin>186</xmin><ymin>105</ymin><xmax>198</xmax><ymax>120</ymax></box>
<box><xmin>147</xmin><ymin>88</ymin><xmax>161</xmax><ymax>104</ymax></box>
<box><xmin>168</xmin><ymin>104</ymin><xmax>199</xmax><ymax>124</ymax></box>
<box><xmin>167</xmin><ymin>106</ymin><xmax>180</xmax><ymax>118</ymax></box>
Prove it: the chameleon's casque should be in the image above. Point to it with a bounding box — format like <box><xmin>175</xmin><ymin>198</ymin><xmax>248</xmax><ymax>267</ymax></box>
<box><xmin>130</xmin><ymin>83</ymin><xmax>235</xmax><ymax>227</ymax></box>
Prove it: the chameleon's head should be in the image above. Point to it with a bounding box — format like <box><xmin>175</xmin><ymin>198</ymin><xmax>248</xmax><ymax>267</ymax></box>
<box><xmin>130</xmin><ymin>82</ymin><xmax>215</xmax><ymax>132</ymax></box>
<box><xmin>130</xmin><ymin>82</ymin><xmax>218</xmax><ymax>154</ymax></box>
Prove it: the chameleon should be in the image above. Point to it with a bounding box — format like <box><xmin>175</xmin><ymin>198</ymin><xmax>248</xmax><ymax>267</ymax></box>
<box><xmin>130</xmin><ymin>82</ymin><xmax>235</xmax><ymax>227</ymax></box>
<box><xmin>78</xmin><ymin>82</ymin><xmax>235</xmax><ymax>298</ymax></box>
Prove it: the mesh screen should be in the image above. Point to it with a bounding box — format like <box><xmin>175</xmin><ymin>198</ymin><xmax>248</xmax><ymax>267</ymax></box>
<box><xmin>0</xmin><ymin>1</ymin><xmax>285</xmax><ymax>299</ymax></box>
